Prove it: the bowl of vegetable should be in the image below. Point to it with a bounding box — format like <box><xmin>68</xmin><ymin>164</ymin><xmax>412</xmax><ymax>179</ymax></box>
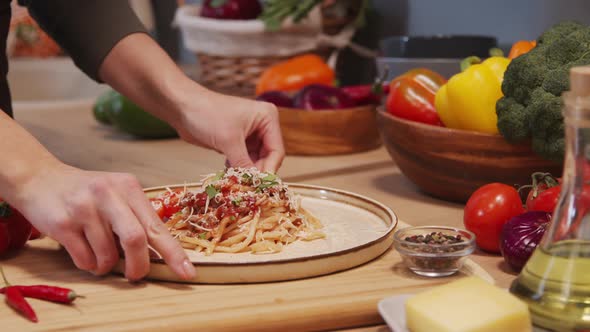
<box><xmin>258</xmin><ymin>84</ymin><xmax>382</xmax><ymax>156</ymax></box>
<box><xmin>377</xmin><ymin>109</ymin><xmax>563</xmax><ymax>202</ymax></box>
<box><xmin>376</xmin><ymin>27</ymin><xmax>569</xmax><ymax>203</ymax></box>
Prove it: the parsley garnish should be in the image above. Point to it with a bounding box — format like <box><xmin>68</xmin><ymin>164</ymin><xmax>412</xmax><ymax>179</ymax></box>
<box><xmin>205</xmin><ymin>185</ymin><xmax>219</xmax><ymax>198</ymax></box>
<box><xmin>256</xmin><ymin>181</ymin><xmax>279</xmax><ymax>193</ymax></box>
<box><xmin>262</xmin><ymin>173</ymin><xmax>277</xmax><ymax>182</ymax></box>
<box><xmin>231</xmin><ymin>197</ymin><xmax>242</xmax><ymax>206</ymax></box>
<box><xmin>212</xmin><ymin>170</ymin><xmax>225</xmax><ymax>181</ymax></box>
<box><xmin>255</xmin><ymin>172</ymin><xmax>280</xmax><ymax>192</ymax></box>
<box><xmin>198</xmin><ymin>232</ymin><xmax>207</xmax><ymax>239</ymax></box>
<box><xmin>242</xmin><ymin>173</ymin><xmax>253</xmax><ymax>184</ymax></box>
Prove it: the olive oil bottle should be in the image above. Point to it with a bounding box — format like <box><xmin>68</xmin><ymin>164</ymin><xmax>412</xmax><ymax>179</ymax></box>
<box><xmin>510</xmin><ymin>66</ymin><xmax>590</xmax><ymax>331</ymax></box>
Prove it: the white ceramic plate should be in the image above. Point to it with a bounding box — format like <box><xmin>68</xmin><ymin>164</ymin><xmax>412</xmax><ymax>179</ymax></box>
<box><xmin>115</xmin><ymin>183</ymin><xmax>398</xmax><ymax>283</ymax></box>
<box><xmin>378</xmin><ymin>294</ymin><xmax>548</xmax><ymax>332</ymax></box>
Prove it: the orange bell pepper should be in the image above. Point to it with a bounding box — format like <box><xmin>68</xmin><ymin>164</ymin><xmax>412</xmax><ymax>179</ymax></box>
<box><xmin>508</xmin><ymin>40</ymin><xmax>536</xmax><ymax>59</ymax></box>
<box><xmin>256</xmin><ymin>54</ymin><xmax>335</xmax><ymax>96</ymax></box>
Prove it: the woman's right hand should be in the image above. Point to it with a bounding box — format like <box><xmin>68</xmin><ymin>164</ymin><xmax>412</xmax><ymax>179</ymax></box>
<box><xmin>10</xmin><ymin>161</ymin><xmax>196</xmax><ymax>281</ymax></box>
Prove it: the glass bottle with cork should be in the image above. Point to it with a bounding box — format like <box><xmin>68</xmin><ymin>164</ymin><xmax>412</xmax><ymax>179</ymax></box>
<box><xmin>510</xmin><ymin>66</ymin><xmax>590</xmax><ymax>331</ymax></box>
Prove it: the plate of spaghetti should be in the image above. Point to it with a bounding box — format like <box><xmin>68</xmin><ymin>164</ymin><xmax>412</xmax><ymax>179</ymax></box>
<box><xmin>117</xmin><ymin>168</ymin><xmax>398</xmax><ymax>283</ymax></box>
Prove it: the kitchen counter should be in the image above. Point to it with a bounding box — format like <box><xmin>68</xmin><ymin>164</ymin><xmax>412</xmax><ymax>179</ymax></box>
<box><xmin>1</xmin><ymin>102</ymin><xmax>517</xmax><ymax>331</ymax></box>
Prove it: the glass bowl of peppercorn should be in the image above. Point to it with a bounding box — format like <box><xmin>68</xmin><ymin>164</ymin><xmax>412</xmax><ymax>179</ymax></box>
<box><xmin>393</xmin><ymin>226</ymin><xmax>476</xmax><ymax>277</ymax></box>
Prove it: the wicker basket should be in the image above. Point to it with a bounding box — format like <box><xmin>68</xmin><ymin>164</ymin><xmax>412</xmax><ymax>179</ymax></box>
<box><xmin>175</xmin><ymin>5</ymin><xmax>351</xmax><ymax>97</ymax></box>
<box><xmin>196</xmin><ymin>53</ymin><xmax>305</xmax><ymax>97</ymax></box>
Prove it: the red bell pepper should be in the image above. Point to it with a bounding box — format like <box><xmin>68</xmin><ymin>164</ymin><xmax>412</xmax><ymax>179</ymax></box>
<box><xmin>386</xmin><ymin>68</ymin><xmax>447</xmax><ymax>126</ymax></box>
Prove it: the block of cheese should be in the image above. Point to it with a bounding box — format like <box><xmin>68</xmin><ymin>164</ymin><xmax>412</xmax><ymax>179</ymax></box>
<box><xmin>405</xmin><ymin>277</ymin><xmax>531</xmax><ymax>332</ymax></box>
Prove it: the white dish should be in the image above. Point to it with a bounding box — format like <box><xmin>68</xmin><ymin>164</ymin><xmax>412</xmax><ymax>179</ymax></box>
<box><xmin>115</xmin><ymin>183</ymin><xmax>398</xmax><ymax>283</ymax></box>
<box><xmin>378</xmin><ymin>294</ymin><xmax>548</xmax><ymax>332</ymax></box>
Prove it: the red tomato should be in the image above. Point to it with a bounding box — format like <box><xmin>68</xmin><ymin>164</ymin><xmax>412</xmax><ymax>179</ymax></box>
<box><xmin>0</xmin><ymin>222</ymin><xmax>9</xmax><ymax>254</ymax></box>
<box><xmin>163</xmin><ymin>203</ymin><xmax>182</xmax><ymax>219</ymax></box>
<box><xmin>386</xmin><ymin>68</ymin><xmax>446</xmax><ymax>126</ymax></box>
<box><xmin>150</xmin><ymin>198</ymin><xmax>166</xmax><ymax>220</ymax></box>
<box><xmin>464</xmin><ymin>183</ymin><xmax>525</xmax><ymax>253</ymax></box>
<box><xmin>0</xmin><ymin>201</ymin><xmax>32</xmax><ymax>254</ymax></box>
<box><xmin>151</xmin><ymin>188</ymin><xmax>184</xmax><ymax>219</ymax></box>
<box><xmin>7</xmin><ymin>213</ymin><xmax>32</xmax><ymax>250</ymax></box>
<box><xmin>526</xmin><ymin>185</ymin><xmax>561</xmax><ymax>212</ymax></box>
<box><xmin>29</xmin><ymin>226</ymin><xmax>42</xmax><ymax>240</ymax></box>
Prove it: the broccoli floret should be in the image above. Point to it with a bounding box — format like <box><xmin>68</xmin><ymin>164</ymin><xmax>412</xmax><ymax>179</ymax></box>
<box><xmin>538</xmin><ymin>21</ymin><xmax>586</xmax><ymax>45</ymax></box>
<box><xmin>501</xmin><ymin>49</ymin><xmax>548</xmax><ymax>104</ymax></box>
<box><xmin>542</xmin><ymin>66</ymin><xmax>570</xmax><ymax>96</ymax></box>
<box><xmin>542</xmin><ymin>57</ymin><xmax>590</xmax><ymax>96</ymax></box>
<box><xmin>545</xmin><ymin>27</ymin><xmax>590</xmax><ymax>67</ymax></box>
<box><xmin>497</xmin><ymin>21</ymin><xmax>589</xmax><ymax>161</ymax></box>
<box><xmin>496</xmin><ymin>97</ymin><xmax>530</xmax><ymax>142</ymax></box>
<box><xmin>527</xmin><ymin>88</ymin><xmax>564</xmax><ymax>161</ymax></box>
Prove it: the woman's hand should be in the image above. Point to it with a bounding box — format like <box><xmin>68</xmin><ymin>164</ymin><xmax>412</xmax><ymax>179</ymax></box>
<box><xmin>173</xmin><ymin>90</ymin><xmax>285</xmax><ymax>172</ymax></box>
<box><xmin>11</xmin><ymin>162</ymin><xmax>196</xmax><ymax>281</ymax></box>
<box><xmin>98</xmin><ymin>33</ymin><xmax>285</xmax><ymax>173</ymax></box>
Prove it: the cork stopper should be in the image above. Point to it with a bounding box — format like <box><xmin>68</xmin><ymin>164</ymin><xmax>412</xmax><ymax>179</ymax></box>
<box><xmin>570</xmin><ymin>66</ymin><xmax>590</xmax><ymax>96</ymax></box>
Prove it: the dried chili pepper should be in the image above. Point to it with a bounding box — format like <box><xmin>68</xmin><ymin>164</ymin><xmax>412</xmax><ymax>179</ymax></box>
<box><xmin>1</xmin><ymin>267</ymin><xmax>38</xmax><ymax>322</ymax></box>
<box><xmin>4</xmin><ymin>287</ymin><xmax>38</xmax><ymax>322</ymax></box>
<box><xmin>0</xmin><ymin>285</ymin><xmax>83</xmax><ymax>304</ymax></box>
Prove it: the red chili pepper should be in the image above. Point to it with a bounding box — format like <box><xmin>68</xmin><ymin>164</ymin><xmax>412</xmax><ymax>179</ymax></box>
<box><xmin>4</xmin><ymin>285</ymin><xmax>82</xmax><ymax>304</ymax></box>
<box><xmin>340</xmin><ymin>84</ymin><xmax>390</xmax><ymax>106</ymax></box>
<box><xmin>4</xmin><ymin>286</ymin><xmax>38</xmax><ymax>322</ymax></box>
<box><xmin>340</xmin><ymin>69</ymin><xmax>391</xmax><ymax>106</ymax></box>
<box><xmin>0</xmin><ymin>285</ymin><xmax>82</xmax><ymax>304</ymax></box>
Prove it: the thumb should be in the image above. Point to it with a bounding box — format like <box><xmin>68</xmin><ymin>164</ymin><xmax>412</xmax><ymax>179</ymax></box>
<box><xmin>224</xmin><ymin>141</ymin><xmax>255</xmax><ymax>169</ymax></box>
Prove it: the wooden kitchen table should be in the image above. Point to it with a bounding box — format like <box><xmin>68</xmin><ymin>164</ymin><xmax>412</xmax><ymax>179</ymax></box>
<box><xmin>1</xmin><ymin>102</ymin><xmax>518</xmax><ymax>331</ymax></box>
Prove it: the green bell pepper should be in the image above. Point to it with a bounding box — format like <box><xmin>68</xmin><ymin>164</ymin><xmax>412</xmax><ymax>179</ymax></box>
<box><xmin>93</xmin><ymin>89</ymin><xmax>178</xmax><ymax>139</ymax></box>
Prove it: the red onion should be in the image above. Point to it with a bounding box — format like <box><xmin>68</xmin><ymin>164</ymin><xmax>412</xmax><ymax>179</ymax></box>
<box><xmin>256</xmin><ymin>91</ymin><xmax>294</xmax><ymax>108</ymax></box>
<box><xmin>293</xmin><ymin>84</ymin><xmax>356</xmax><ymax>110</ymax></box>
<box><xmin>500</xmin><ymin>211</ymin><xmax>551</xmax><ymax>272</ymax></box>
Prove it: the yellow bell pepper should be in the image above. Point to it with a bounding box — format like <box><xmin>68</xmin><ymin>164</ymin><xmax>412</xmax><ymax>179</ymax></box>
<box><xmin>435</xmin><ymin>56</ymin><xmax>511</xmax><ymax>134</ymax></box>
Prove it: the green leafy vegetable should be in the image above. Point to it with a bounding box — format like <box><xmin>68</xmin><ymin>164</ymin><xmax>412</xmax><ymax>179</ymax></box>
<box><xmin>198</xmin><ymin>232</ymin><xmax>208</xmax><ymax>239</ymax></box>
<box><xmin>259</xmin><ymin>0</ymin><xmax>322</xmax><ymax>31</ymax></box>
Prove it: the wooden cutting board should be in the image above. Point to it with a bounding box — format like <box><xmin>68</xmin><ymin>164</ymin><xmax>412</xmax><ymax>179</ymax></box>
<box><xmin>0</xmin><ymin>221</ymin><xmax>492</xmax><ymax>332</ymax></box>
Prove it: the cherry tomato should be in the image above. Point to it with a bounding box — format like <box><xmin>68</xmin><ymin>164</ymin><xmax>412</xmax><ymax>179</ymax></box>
<box><xmin>464</xmin><ymin>183</ymin><xmax>525</xmax><ymax>253</ymax></box>
<box><xmin>526</xmin><ymin>185</ymin><xmax>561</xmax><ymax>213</ymax></box>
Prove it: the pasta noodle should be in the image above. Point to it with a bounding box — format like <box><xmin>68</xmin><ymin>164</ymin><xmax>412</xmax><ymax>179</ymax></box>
<box><xmin>150</xmin><ymin>167</ymin><xmax>325</xmax><ymax>255</ymax></box>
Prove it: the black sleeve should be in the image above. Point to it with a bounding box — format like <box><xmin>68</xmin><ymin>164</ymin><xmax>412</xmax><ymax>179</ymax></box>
<box><xmin>18</xmin><ymin>0</ymin><xmax>148</xmax><ymax>82</ymax></box>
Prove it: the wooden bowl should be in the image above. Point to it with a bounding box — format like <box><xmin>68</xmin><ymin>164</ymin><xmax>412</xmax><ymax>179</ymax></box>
<box><xmin>278</xmin><ymin>105</ymin><xmax>381</xmax><ymax>155</ymax></box>
<box><xmin>376</xmin><ymin>109</ymin><xmax>563</xmax><ymax>202</ymax></box>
